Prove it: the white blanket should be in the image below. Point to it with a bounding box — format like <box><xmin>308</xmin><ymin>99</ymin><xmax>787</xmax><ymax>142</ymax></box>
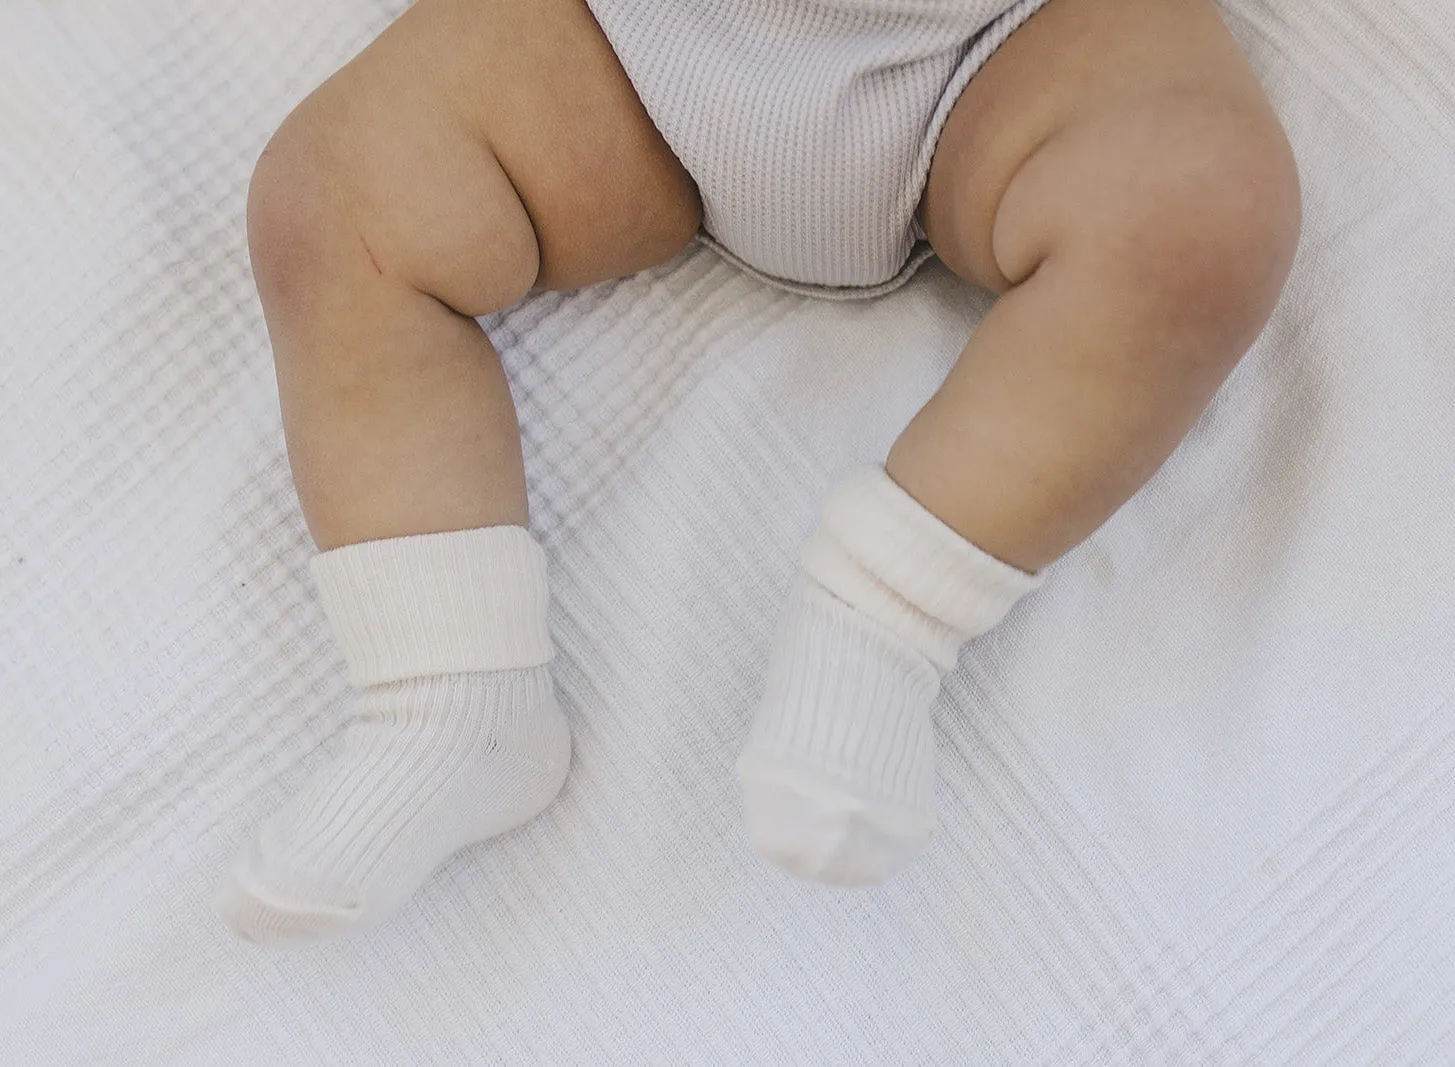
<box><xmin>3</xmin><ymin>0</ymin><xmax>1454</xmax><ymax>1061</ymax></box>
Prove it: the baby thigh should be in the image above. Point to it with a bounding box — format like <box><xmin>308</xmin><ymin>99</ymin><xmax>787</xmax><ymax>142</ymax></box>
<box><xmin>246</xmin><ymin>0</ymin><xmax>701</xmax><ymax>548</ymax></box>
<box><xmin>895</xmin><ymin>0</ymin><xmax>1301</xmax><ymax>571</ymax></box>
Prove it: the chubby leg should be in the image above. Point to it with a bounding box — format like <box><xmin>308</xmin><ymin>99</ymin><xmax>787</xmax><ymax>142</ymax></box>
<box><xmin>252</xmin><ymin>0</ymin><xmax>699</xmax><ymax>550</ymax></box>
<box><xmin>895</xmin><ymin>0</ymin><xmax>1299</xmax><ymax>570</ymax></box>
<box><xmin>223</xmin><ymin>0</ymin><xmax>700</xmax><ymax>944</ymax></box>
<box><xmin>740</xmin><ymin>0</ymin><xmax>1299</xmax><ymax>884</ymax></box>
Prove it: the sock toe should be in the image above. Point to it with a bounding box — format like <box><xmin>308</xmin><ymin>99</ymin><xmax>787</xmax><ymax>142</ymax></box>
<box><xmin>738</xmin><ymin>758</ymin><xmax>934</xmax><ymax>886</ymax></box>
<box><xmin>218</xmin><ymin>866</ymin><xmax>363</xmax><ymax>946</ymax></box>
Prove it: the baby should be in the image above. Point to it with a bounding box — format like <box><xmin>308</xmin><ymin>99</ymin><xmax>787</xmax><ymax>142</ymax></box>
<box><xmin>220</xmin><ymin>0</ymin><xmax>1299</xmax><ymax>944</ymax></box>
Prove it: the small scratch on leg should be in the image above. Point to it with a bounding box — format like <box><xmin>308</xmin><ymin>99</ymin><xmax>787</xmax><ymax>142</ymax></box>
<box><xmin>359</xmin><ymin>234</ymin><xmax>383</xmax><ymax>275</ymax></box>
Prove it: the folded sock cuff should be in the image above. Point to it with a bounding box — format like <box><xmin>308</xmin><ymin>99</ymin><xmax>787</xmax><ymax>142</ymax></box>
<box><xmin>806</xmin><ymin>467</ymin><xmax>1043</xmax><ymax>648</ymax></box>
<box><xmin>311</xmin><ymin>526</ymin><xmax>553</xmax><ymax>687</ymax></box>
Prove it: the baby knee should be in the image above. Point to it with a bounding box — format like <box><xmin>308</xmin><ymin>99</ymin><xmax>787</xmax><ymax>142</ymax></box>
<box><xmin>1119</xmin><ymin>95</ymin><xmax>1302</xmax><ymax>346</ymax></box>
<box><xmin>245</xmin><ymin>111</ymin><xmax>342</xmax><ymax>312</ymax></box>
<box><xmin>246</xmin><ymin>92</ymin><xmax>540</xmax><ymax>319</ymax></box>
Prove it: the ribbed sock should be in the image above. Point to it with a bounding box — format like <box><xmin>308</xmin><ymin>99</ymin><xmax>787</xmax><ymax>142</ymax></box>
<box><xmin>738</xmin><ymin>467</ymin><xmax>1042</xmax><ymax>885</ymax></box>
<box><xmin>219</xmin><ymin>526</ymin><xmax>570</xmax><ymax>945</ymax></box>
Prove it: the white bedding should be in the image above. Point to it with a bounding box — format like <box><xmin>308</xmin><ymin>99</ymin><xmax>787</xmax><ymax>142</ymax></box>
<box><xmin>3</xmin><ymin>0</ymin><xmax>1454</xmax><ymax>1061</ymax></box>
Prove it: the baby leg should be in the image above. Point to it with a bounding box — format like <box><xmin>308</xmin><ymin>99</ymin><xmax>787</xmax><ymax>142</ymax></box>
<box><xmin>223</xmin><ymin>0</ymin><xmax>699</xmax><ymax>943</ymax></box>
<box><xmin>741</xmin><ymin>0</ymin><xmax>1299</xmax><ymax>883</ymax></box>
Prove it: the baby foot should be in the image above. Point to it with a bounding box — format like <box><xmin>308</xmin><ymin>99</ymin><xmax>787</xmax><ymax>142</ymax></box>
<box><xmin>220</xmin><ymin>668</ymin><xmax>569</xmax><ymax>944</ymax></box>
<box><xmin>738</xmin><ymin>467</ymin><xmax>1041</xmax><ymax>885</ymax></box>
<box><xmin>738</xmin><ymin>577</ymin><xmax>941</xmax><ymax>885</ymax></box>
<box><xmin>219</xmin><ymin>526</ymin><xmax>569</xmax><ymax>945</ymax></box>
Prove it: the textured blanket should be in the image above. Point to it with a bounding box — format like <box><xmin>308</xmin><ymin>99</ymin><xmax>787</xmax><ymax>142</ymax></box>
<box><xmin>3</xmin><ymin>0</ymin><xmax>1454</xmax><ymax>1061</ymax></box>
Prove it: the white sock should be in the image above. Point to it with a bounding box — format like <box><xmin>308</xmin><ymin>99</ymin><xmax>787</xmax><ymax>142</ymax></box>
<box><xmin>738</xmin><ymin>467</ymin><xmax>1042</xmax><ymax>886</ymax></box>
<box><xmin>219</xmin><ymin>526</ymin><xmax>570</xmax><ymax>945</ymax></box>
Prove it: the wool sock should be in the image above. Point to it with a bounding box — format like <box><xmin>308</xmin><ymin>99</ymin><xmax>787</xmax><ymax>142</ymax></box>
<box><xmin>738</xmin><ymin>467</ymin><xmax>1042</xmax><ymax>886</ymax></box>
<box><xmin>219</xmin><ymin>526</ymin><xmax>570</xmax><ymax>945</ymax></box>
